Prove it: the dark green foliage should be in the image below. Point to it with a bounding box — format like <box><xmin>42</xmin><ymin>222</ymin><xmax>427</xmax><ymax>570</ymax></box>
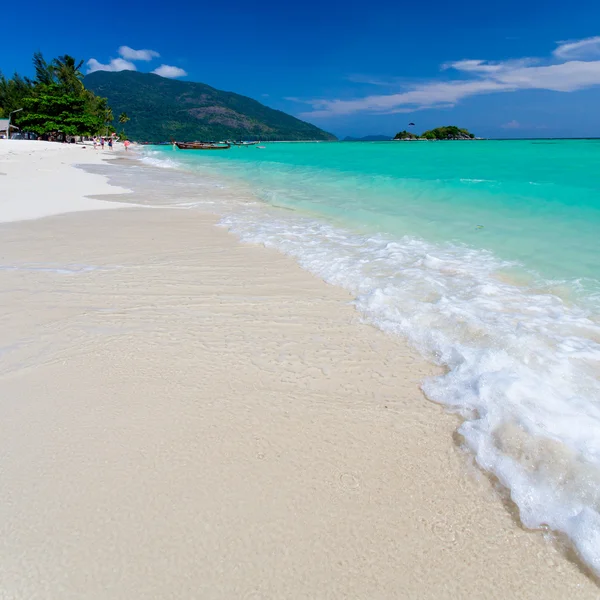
<box><xmin>393</xmin><ymin>130</ymin><xmax>418</xmax><ymax>140</ymax></box>
<box><xmin>0</xmin><ymin>72</ymin><xmax>34</xmax><ymax>117</ymax></box>
<box><xmin>419</xmin><ymin>126</ymin><xmax>475</xmax><ymax>140</ymax></box>
<box><xmin>32</xmin><ymin>51</ymin><xmax>54</xmax><ymax>86</ymax></box>
<box><xmin>84</xmin><ymin>71</ymin><xmax>337</xmax><ymax>142</ymax></box>
<box><xmin>18</xmin><ymin>84</ymin><xmax>104</xmax><ymax>135</ymax></box>
<box><xmin>394</xmin><ymin>126</ymin><xmax>475</xmax><ymax>140</ymax></box>
<box><xmin>0</xmin><ymin>52</ymin><xmax>108</xmax><ymax>136</ymax></box>
<box><xmin>52</xmin><ymin>55</ymin><xmax>85</xmax><ymax>95</ymax></box>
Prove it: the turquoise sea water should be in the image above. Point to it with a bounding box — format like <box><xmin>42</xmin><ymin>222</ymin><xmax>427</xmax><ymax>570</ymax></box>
<box><xmin>141</xmin><ymin>140</ymin><xmax>600</xmax><ymax>575</ymax></box>
<box><xmin>159</xmin><ymin>140</ymin><xmax>600</xmax><ymax>290</ymax></box>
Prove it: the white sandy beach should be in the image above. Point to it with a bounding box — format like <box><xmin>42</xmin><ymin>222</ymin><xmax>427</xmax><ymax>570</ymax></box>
<box><xmin>0</xmin><ymin>140</ymin><xmax>136</xmax><ymax>222</ymax></box>
<box><xmin>0</xmin><ymin>140</ymin><xmax>598</xmax><ymax>598</ymax></box>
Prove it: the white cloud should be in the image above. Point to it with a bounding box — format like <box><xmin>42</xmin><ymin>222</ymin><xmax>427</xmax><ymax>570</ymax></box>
<box><xmin>299</xmin><ymin>79</ymin><xmax>511</xmax><ymax>118</ymax></box>
<box><xmin>118</xmin><ymin>46</ymin><xmax>160</xmax><ymax>61</ymax></box>
<box><xmin>450</xmin><ymin>57</ymin><xmax>600</xmax><ymax>92</ymax></box>
<box><xmin>553</xmin><ymin>36</ymin><xmax>600</xmax><ymax>60</ymax></box>
<box><xmin>87</xmin><ymin>58</ymin><xmax>137</xmax><ymax>74</ymax></box>
<box><xmin>442</xmin><ymin>58</ymin><xmax>538</xmax><ymax>73</ymax></box>
<box><xmin>151</xmin><ymin>64</ymin><xmax>188</xmax><ymax>78</ymax></box>
<box><xmin>502</xmin><ymin>120</ymin><xmax>520</xmax><ymax>129</ymax></box>
<box><xmin>298</xmin><ymin>36</ymin><xmax>600</xmax><ymax>119</ymax></box>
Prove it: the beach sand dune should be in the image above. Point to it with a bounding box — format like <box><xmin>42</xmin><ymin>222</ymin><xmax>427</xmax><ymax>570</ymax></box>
<box><xmin>0</xmin><ymin>143</ymin><xmax>597</xmax><ymax>598</ymax></box>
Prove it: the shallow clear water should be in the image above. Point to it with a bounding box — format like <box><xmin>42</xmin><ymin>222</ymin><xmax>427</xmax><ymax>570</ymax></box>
<box><xmin>153</xmin><ymin>141</ymin><xmax>600</xmax><ymax>290</ymax></box>
<box><xmin>140</xmin><ymin>141</ymin><xmax>600</xmax><ymax>576</ymax></box>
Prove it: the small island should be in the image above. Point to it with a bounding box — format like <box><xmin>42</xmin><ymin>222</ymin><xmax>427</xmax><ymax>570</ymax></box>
<box><xmin>394</xmin><ymin>125</ymin><xmax>475</xmax><ymax>141</ymax></box>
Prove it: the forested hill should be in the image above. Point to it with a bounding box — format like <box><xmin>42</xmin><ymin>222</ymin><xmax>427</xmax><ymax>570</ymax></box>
<box><xmin>84</xmin><ymin>71</ymin><xmax>336</xmax><ymax>142</ymax></box>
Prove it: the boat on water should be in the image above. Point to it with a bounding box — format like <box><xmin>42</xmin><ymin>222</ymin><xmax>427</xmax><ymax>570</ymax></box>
<box><xmin>175</xmin><ymin>142</ymin><xmax>231</xmax><ymax>150</ymax></box>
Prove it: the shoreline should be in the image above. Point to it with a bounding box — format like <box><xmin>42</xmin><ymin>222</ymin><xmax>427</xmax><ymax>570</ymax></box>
<box><xmin>0</xmin><ymin>141</ymin><xmax>598</xmax><ymax>597</ymax></box>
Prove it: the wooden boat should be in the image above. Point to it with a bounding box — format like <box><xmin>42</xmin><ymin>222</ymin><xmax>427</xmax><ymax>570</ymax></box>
<box><xmin>175</xmin><ymin>142</ymin><xmax>231</xmax><ymax>150</ymax></box>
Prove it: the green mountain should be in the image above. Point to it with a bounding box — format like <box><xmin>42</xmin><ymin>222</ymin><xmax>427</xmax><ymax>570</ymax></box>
<box><xmin>84</xmin><ymin>71</ymin><xmax>336</xmax><ymax>142</ymax></box>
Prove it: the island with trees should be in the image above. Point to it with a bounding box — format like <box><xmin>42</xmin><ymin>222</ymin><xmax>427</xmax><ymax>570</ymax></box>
<box><xmin>394</xmin><ymin>126</ymin><xmax>476</xmax><ymax>140</ymax></box>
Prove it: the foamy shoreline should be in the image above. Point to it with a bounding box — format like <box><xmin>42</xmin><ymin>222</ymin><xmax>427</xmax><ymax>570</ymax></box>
<box><xmin>0</xmin><ymin>141</ymin><xmax>597</xmax><ymax>598</ymax></box>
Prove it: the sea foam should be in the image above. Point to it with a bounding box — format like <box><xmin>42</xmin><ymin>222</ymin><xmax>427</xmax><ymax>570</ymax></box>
<box><xmin>220</xmin><ymin>207</ymin><xmax>600</xmax><ymax>575</ymax></box>
<box><xmin>138</xmin><ymin>150</ymin><xmax>182</xmax><ymax>170</ymax></box>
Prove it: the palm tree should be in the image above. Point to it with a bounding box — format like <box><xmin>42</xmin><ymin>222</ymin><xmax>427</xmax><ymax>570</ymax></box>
<box><xmin>104</xmin><ymin>107</ymin><xmax>114</xmax><ymax>136</ymax></box>
<box><xmin>33</xmin><ymin>52</ymin><xmax>55</xmax><ymax>86</ymax></box>
<box><xmin>52</xmin><ymin>55</ymin><xmax>84</xmax><ymax>94</ymax></box>
<box><xmin>118</xmin><ymin>112</ymin><xmax>130</xmax><ymax>140</ymax></box>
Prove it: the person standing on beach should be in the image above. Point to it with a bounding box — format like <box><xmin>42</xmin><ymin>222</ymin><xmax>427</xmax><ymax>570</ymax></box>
<box><xmin>108</xmin><ymin>138</ymin><xmax>113</xmax><ymax>151</ymax></box>
<box><xmin>93</xmin><ymin>137</ymin><xmax>97</xmax><ymax>150</ymax></box>
<box><xmin>124</xmin><ymin>140</ymin><xmax>130</xmax><ymax>152</ymax></box>
<box><xmin>100</xmin><ymin>137</ymin><xmax>105</xmax><ymax>150</ymax></box>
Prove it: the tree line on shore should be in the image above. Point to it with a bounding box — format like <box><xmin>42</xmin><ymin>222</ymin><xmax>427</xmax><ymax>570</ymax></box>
<box><xmin>0</xmin><ymin>53</ymin><xmax>128</xmax><ymax>140</ymax></box>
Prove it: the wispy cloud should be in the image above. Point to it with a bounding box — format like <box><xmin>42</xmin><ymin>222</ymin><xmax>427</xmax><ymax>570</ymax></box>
<box><xmin>298</xmin><ymin>36</ymin><xmax>600</xmax><ymax>119</ymax></box>
<box><xmin>118</xmin><ymin>46</ymin><xmax>160</xmax><ymax>61</ymax></box>
<box><xmin>298</xmin><ymin>79</ymin><xmax>511</xmax><ymax>118</ymax></box>
<box><xmin>345</xmin><ymin>74</ymin><xmax>405</xmax><ymax>86</ymax></box>
<box><xmin>152</xmin><ymin>64</ymin><xmax>188</xmax><ymax>78</ymax></box>
<box><xmin>86</xmin><ymin>58</ymin><xmax>136</xmax><ymax>74</ymax></box>
<box><xmin>553</xmin><ymin>36</ymin><xmax>600</xmax><ymax>60</ymax></box>
<box><xmin>501</xmin><ymin>120</ymin><xmax>548</xmax><ymax>130</ymax></box>
<box><xmin>440</xmin><ymin>58</ymin><xmax>538</xmax><ymax>73</ymax></box>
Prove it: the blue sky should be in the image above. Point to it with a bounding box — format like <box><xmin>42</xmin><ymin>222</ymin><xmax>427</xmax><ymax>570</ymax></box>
<box><xmin>2</xmin><ymin>0</ymin><xmax>600</xmax><ymax>138</ymax></box>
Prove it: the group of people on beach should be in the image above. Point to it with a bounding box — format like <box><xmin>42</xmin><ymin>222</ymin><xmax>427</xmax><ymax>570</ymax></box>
<box><xmin>92</xmin><ymin>137</ymin><xmax>131</xmax><ymax>152</ymax></box>
<box><xmin>93</xmin><ymin>136</ymin><xmax>112</xmax><ymax>151</ymax></box>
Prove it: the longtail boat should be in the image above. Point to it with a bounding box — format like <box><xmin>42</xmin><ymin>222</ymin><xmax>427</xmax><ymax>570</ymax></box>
<box><xmin>175</xmin><ymin>142</ymin><xmax>231</xmax><ymax>150</ymax></box>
